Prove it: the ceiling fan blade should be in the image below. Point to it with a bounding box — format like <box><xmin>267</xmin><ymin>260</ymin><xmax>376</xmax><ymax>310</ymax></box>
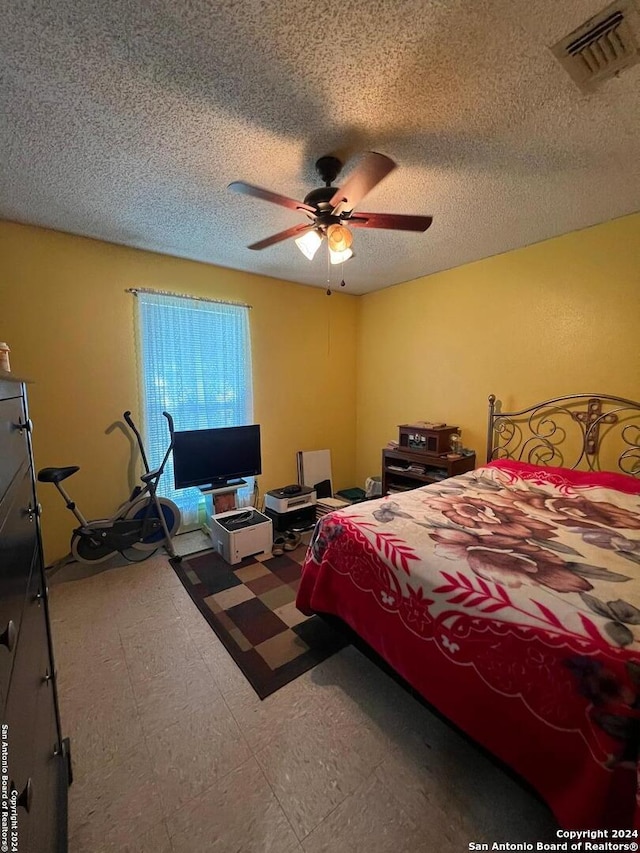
<box><xmin>329</xmin><ymin>152</ymin><xmax>396</xmax><ymax>214</ymax></box>
<box><xmin>347</xmin><ymin>212</ymin><xmax>433</xmax><ymax>232</ymax></box>
<box><xmin>228</xmin><ymin>181</ymin><xmax>315</xmax><ymax>215</ymax></box>
<box><xmin>248</xmin><ymin>223</ymin><xmax>314</xmax><ymax>250</ymax></box>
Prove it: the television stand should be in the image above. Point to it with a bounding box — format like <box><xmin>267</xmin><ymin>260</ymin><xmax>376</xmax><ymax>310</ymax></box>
<box><xmin>199</xmin><ymin>480</ymin><xmax>247</xmax><ymax>522</ymax></box>
<box><xmin>199</xmin><ymin>479</ymin><xmax>247</xmax><ymax>495</ymax></box>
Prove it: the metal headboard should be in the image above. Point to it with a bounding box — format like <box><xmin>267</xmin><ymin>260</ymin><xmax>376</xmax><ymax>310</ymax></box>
<box><xmin>486</xmin><ymin>393</ymin><xmax>640</xmax><ymax>477</ymax></box>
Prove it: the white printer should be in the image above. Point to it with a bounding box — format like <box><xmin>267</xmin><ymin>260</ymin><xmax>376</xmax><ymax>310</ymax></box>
<box><xmin>264</xmin><ymin>484</ymin><xmax>316</xmax><ymax>532</ymax></box>
<box><xmin>264</xmin><ymin>484</ymin><xmax>316</xmax><ymax>513</ymax></box>
<box><xmin>209</xmin><ymin>508</ymin><xmax>273</xmax><ymax>565</ymax></box>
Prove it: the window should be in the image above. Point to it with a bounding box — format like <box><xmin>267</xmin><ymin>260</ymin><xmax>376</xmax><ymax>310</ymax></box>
<box><xmin>135</xmin><ymin>291</ymin><xmax>253</xmax><ymax>526</ymax></box>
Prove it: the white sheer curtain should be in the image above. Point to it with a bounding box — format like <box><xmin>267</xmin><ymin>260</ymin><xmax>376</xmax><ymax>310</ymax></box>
<box><xmin>135</xmin><ymin>291</ymin><xmax>253</xmax><ymax>527</ymax></box>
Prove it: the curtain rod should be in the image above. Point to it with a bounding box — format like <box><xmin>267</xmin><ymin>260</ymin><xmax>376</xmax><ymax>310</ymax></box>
<box><xmin>126</xmin><ymin>287</ymin><xmax>252</xmax><ymax>309</ymax></box>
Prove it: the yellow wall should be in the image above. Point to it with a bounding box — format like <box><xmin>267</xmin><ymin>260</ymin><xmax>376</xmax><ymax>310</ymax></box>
<box><xmin>0</xmin><ymin>222</ymin><xmax>359</xmax><ymax>562</ymax></box>
<box><xmin>2</xmin><ymin>213</ymin><xmax>639</xmax><ymax>562</ymax></box>
<box><xmin>356</xmin><ymin>212</ymin><xmax>640</xmax><ymax>486</ymax></box>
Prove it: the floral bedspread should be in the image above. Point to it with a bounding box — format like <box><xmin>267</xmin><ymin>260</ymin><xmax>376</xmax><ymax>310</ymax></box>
<box><xmin>297</xmin><ymin>460</ymin><xmax>640</xmax><ymax>829</ymax></box>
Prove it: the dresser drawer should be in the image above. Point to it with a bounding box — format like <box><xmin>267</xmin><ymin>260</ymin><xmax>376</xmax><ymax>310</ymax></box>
<box><xmin>3</xmin><ymin>564</ymin><xmax>50</xmax><ymax>780</ymax></box>
<box><xmin>0</xmin><ymin>395</ymin><xmax>30</xmax><ymax>497</ymax></box>
<box><xmin>0</xmin><ymin>472</ymin><xmax>38</xmax><ymax>707</ymax></box>
<box><xmin>1</xmin><ymin>593</ymin><xmax>50</xmax><ymax>853</ymax></box>
<box><xmin>22</xmin><ymin>671</ymin><xmax>62</xmax><ymax>853</ymax></box>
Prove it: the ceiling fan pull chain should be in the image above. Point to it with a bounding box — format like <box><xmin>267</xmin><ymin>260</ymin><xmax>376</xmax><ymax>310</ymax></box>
<box><xmin>326</xmin><ymin>241</ymin><xmax>332</xmax><ymax>296</ymax></box>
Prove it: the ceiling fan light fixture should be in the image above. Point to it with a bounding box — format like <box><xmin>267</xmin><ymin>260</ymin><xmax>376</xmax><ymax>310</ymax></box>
<box><xmin>295</xmin><ymin>229</ymin><xmax>323</xmax><ymax>260</ymax></box>
<box><xmin>229</xmin><ymin>152</ymin><xmax>433</xmax><ymax>280</ymax></box>
<box><xmin>326</xmin><ymin>223</ymin><xmax>353</xmax><ymax>253</ymax></box>
<box><xmin>329</xmin><ymin>246</ymin><xmax>354</xmax><ymax>265</ymax></box>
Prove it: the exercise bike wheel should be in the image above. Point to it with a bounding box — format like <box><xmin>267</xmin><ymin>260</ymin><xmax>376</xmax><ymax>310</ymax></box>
<box><xmin>70</xmin><ymin>532</ymin><xmax>116</xmax><ymax>564</ymax></box>
<box><xmin>125</xmin><ymin>497</ymin><xmax>181</xmax><ymax>551</ymax></box>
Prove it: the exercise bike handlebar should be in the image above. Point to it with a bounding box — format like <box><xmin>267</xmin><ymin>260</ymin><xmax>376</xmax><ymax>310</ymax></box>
<box><xmin>162</xmin><ymin>411</ymin><xmax>175</xmax><ymax>438</ymax></box>
<box><xmin>157</xmin><ymin>411</ymin><xmax>177</xmax><ymax>475</ymax></box>
<box><xmin>123</xmin><ymin>410</ymin><xmax>151</xmax><ymax>474</ymax></box>
<box><xmin>122</xmin><ymin>409</ymin><xmax>176</xmax><ymax>479</ymax></box>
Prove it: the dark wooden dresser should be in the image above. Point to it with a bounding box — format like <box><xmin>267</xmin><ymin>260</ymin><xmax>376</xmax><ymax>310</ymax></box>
<box><xmin>382</xmin><ymin>447</ymin><xmax>476</xmax><ymax>495</ymax></box>
<box><xmin>0</xmin><ymin>374</ymin><xmax>69</xmax><ymax>852</ymax></box>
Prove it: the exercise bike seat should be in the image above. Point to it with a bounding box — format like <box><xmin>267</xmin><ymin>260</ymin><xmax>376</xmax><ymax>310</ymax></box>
<box><xmin>37</xmin><ymin>466</ymin><xmax>80</xmax><ymax>484</ymax></box>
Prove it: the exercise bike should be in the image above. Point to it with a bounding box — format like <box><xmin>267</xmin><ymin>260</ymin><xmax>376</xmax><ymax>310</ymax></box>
<box><xmin>38</xmin><ymin>411</ymin><xmax>181</xmax><ymax>564</ymax></box>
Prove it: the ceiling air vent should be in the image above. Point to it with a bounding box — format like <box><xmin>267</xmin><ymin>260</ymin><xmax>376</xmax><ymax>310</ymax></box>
<box><xmin>551</xmin><ymin>0</ymin><xmax>640</xmax><ymax>91</ymax></box>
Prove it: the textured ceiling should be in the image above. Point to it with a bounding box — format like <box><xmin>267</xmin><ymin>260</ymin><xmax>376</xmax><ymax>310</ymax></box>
<box><xmin>1</xmin><ymin>0</ymin><xmax>640</xmax><ymax>294</ymax></box>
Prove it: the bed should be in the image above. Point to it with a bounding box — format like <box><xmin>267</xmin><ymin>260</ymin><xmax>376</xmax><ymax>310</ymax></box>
<box><xmin>296</xmin><ymin>393</ymin><xmax>640</xmax><ymax>830</ymax></box>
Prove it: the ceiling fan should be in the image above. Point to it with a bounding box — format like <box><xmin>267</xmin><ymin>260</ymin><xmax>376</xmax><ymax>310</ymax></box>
<box><xmin>228</xmin><ymin>152</ymin><xmax>433</xmax><ymax>265</ymax></box>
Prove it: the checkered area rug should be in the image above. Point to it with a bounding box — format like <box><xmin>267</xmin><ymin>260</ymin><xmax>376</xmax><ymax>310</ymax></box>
<box><xmin>169</xmin><ymin>544</ymin><xmax>348</xmax><ymax>699</ymax></box>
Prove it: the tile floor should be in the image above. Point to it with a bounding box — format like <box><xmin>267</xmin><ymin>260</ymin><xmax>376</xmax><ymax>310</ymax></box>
<box><xmin>49</xmin><ymin>535</ymin><xmax>559</xmax><ymax>853</ymax></box>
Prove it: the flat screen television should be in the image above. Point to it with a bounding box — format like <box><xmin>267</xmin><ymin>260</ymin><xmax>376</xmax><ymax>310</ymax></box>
<box><xmin>172</xmin><ymin>424</ymin><xmax>261</xmax><ymax>490</ymax></box>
